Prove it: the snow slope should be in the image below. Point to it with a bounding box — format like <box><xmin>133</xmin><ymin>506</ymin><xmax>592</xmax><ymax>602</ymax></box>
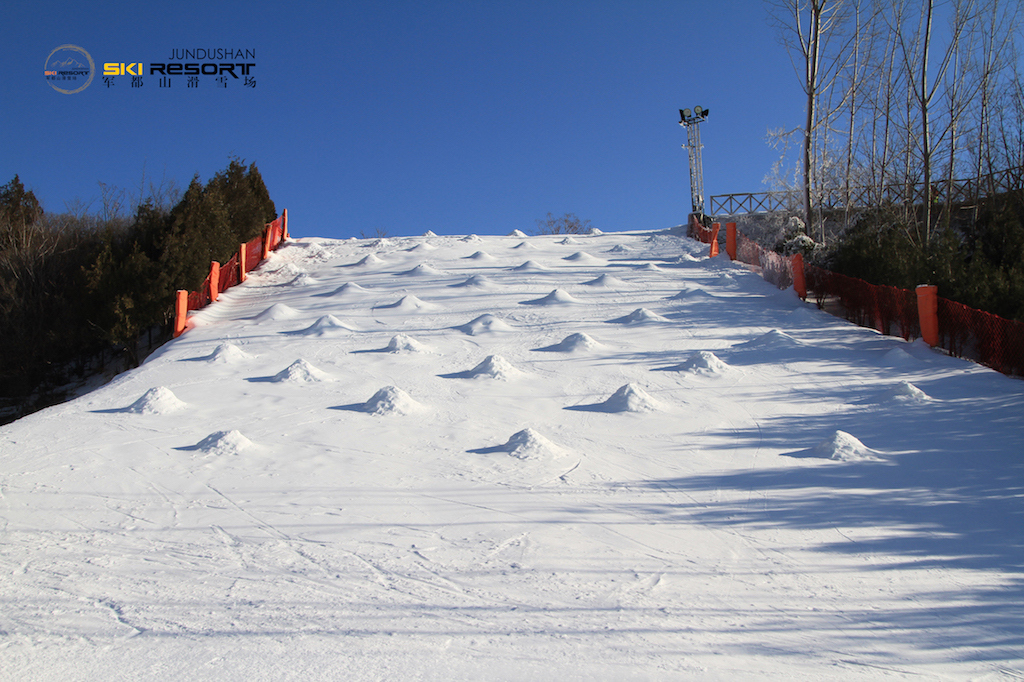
<box><xmin>2</xmin><ymin>229</ymin><xmax>1023</xmax><ymax>681</ymax></box>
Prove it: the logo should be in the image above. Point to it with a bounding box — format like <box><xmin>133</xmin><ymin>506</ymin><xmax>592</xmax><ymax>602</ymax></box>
<box><xmin>45</xmin><ymin>44</ymin><xmax>95</xmax><ymax>94</ymax></box>
<box><xmin>103</xmin><ymin>63</ymin><xmax>143</xmax><ymax>76</ymax></box>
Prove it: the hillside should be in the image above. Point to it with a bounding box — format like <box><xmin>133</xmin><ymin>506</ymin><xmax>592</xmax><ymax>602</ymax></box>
<box><xmin>2</xmin><ymin>229</ymin><xmax>1022</xmax><ymax>680</ymax></box>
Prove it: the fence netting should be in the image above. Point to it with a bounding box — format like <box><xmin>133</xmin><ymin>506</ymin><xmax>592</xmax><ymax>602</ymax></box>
<box><xmin>180</xmin><ymin>213</ymin><xmax>287</xmax><ymax>321</ymax></box>
<box><xmin>689</xmin><ymin>214</ymin><xmax>712</xmax><ymax>244</ymax></box>
<box><xmin>188</xmin><ymin>275</ymin><xmax>212</xmax><ymax>311</ymax></box>
<box><xmin>937</xmin><ymin>296</ymin><xmax>1024</xmax><ymax>375</ymax></box>
<box><xmin>245</xmin><ymin>235</ymin><xmax>263</xmax><ymax>272</ymax></box>
<box><xmin>268</xmin><ymin>222</ymin><xmax>284</xmax><ymax>250</ymax></box>
<box><xmin>735</xmin><ymin>233</ymin><xmax>794</xmax><ymax>290</ymax></box>
<box><xmin>219</xmin><ymin>253</ymin><xmax>240</xmax><ymax>292</ymax></box>
<box><xmin>805</xmin><ymin>265</ymin><xmax>919</xmax><ymax>340</ymax></box>
<box><xmin>695</xmin><ymin>215</ymin><xmax>1024</xmax><ymax>377</ymax></box>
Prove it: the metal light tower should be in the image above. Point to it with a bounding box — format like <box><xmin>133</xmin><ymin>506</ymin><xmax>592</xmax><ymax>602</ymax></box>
<box><xmin>679</xmin><ymin>106</ymin><xmax>710</xmax><ymax>216</ymax></box>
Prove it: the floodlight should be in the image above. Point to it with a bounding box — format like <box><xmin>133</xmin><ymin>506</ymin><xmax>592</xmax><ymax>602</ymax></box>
<box><xmin>678</xmin><ymin>104</ymin><xmax>709</xmax><ymax>215</ymax></box>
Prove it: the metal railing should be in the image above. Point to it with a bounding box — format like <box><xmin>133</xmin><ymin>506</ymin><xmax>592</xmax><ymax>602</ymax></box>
<box><xmin>710</xmin><ymin>166</ymin><xmax>1024</xmax><ymax>216</ymax></box>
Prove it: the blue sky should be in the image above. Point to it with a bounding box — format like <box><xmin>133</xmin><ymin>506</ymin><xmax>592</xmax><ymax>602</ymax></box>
<box><xmin>2</xmin><ymin>0</ymin><xmax>803</xmax><ymax>239</ymax></box>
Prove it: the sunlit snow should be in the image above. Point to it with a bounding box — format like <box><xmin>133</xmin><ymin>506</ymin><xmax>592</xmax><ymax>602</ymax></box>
<box><xmin>2</xmin><ymin>228</ymin><xmax>1022</xmax><ymax>680</ymax></box>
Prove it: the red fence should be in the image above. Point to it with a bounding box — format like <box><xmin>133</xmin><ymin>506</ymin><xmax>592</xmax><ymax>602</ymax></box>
<box><xmin>174</xmin><ymin>210</ymin><xmax>288</xmax><ymax>337</ymax></box>
<box><xmin>936</xmin><ymin>296</ymin><xmax>1024</xmax><ymax>375</ymax></box>
<box><xmin>689</xmin><ymin>214</ymin><xmax>719</xmax><ymax>257</ymax></box>
<box><xmin>803</xmin><ymin>265</ymin><xmax>920</xmax><ymax>341</ymax></box>
<box><xmin>689</xmin><ymin>214</ymin><xmax>1024</xmax><ymax>377</ymax></box>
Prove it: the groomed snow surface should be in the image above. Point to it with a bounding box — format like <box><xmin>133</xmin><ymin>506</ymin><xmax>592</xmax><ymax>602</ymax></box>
<box><xmin>2</xmin><ymin>229</ymin><xmax>1023</xmax><ymax>681</ymax></box>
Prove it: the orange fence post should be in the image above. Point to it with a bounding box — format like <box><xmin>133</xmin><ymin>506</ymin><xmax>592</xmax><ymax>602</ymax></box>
<box><xmin>262</xmin><ymin>225</ymin><xmax>271</xmax><ymax>260</ymax></box>
<box><xmin>726</xmin><ymin>222</ymin><xmax>737</xmax><ymax>260</ymax></box>
<box><xmin>238</xmin><ymin>243</ymin><xmax>247</xmax><ymax>283</ymax></box>
<box><xmin>173</xmin><ymin>290</ymin><xmax>187</xmax><ymax>337</ymax></box>
<box><xmin>916</xmin><ymin>285</ymin><xmax>939</xmax><ymax>347</ymax></box>
<box><xmin>282</xmin><ymin>208</ymin><xmax>289</xmax><ymax>240</ymax></box>
<box><xmin>209</xmin><ymin>261</ymin><xmax>220</xmax><ymax>303</ymax></box>
<box><xmin>709</xmin><ymin>223</ymin><xmax>720</xmax><ymax>257</ymax></box>
<box><xmin>792</xmin><ymin>253</ymin><xmax>806</xmax><ymax>300</ymax></box>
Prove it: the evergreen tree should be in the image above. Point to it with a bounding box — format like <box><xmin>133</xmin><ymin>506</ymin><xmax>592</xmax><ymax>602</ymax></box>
<box><xmin>210</xmin><ymin>159</ymin><xmax>277</xmax><ymax>245</ymax></box>
<box><xmin>2</xmin><ymin>159</ymin><xmax>280</xmax><ymax>421</ymax></box>
<box><xmin>84</xmin><ymin>239</ymin><xmax>160</xmax><ymax>365</ymax></box>
<box><xmin>160</xmin><ymin>177</ymin><xmax>230</xmax><ymax>292</ymax></box>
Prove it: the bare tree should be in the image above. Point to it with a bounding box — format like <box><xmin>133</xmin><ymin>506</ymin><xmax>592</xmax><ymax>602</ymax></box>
<box><xmin>97</xmin><ymin>181</ymin><xmax>127</xmax><ymax>223</ymax></box>
<box><xmin>890</xmin><ymin>0</ymin><xmax>974</xmax><ymax>243</ymax></box>
<box><xmin>769</xmin><ymin>0</ymin><xmax>862</xmax><ymax>242</ymax></box>
<box><xmin>969</xmin><ymin>0</ymin><xmax>1020</xmax><ymax>196</ymax></box>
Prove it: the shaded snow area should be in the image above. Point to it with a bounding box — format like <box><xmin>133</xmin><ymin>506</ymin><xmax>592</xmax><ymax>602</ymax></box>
<box><xmin>2</xmin><ymin>230</ymin><xmax>1024</xmax><ymax>681</ymax></box>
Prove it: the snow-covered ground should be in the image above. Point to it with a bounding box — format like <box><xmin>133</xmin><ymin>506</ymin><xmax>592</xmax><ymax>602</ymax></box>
<box><xmin>2</xmin><ymin>229</ymin><xmax>1022</xmax><ymax>680</ymax></box>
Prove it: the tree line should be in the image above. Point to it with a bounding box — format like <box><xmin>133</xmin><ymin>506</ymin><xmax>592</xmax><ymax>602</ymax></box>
<box><xmin>766</xmin><ymin>0</ymin><xmax>1024</xmax><ymax>322</ymax></box>
<box><xmin>0</xmin><ymin>160</ymin><xmax>276</xmax><ymax>423</ymax></box>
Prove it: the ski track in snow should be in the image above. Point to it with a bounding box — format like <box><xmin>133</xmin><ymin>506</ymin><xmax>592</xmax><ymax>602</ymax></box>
<box><xmin>2</xmin><ymin>230</ymin><xmax>1023</xmax><ymax>681</ymax></box>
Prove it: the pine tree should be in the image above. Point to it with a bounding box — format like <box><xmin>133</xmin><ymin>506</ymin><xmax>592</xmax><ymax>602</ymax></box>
<box><xmin>210</xmin><ymin>159</ymin><xmax>277</xmax><ymax>245</ymax></box>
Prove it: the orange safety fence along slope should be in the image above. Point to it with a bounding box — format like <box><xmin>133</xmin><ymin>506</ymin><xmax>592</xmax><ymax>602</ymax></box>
<box><xmin>173</xmin><ymin>209</ymin><xmax>288</xmax><ymax>337</ymax></box>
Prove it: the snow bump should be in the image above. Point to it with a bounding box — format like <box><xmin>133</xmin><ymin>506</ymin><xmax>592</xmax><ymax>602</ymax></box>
<box><xmin>352</xmin><ymin>254</ymin><xmax>385</xmax><ymax>267</ymax></box>
<box><xmin>450</xmin><ymin>275</ymin><xmax>495</xmax><ymax>288</ymax></box>
<box><xmin>562</xmin><ymin>251</ymin><xmax>605</xmax><ymax>265</ymax></box>
<box><xmin>534</xmin><ymin>332</ymin><xmax>604</xmax><ymax>353</ymax></box>
<box><xmin>322</xmin><ymin>282</ymin><xmax>370</xmax><ymax>297</ymax></box>
<box><xmin>374</xmin><ymin>295</ymin><xmax>439</xmax><ymax>313</ymax></box>
<box><xmin>880</xmin><ymin>346</ymin><xmax>921</xmax><ymax>367</ymax></box>
<box><xmin>602</xmin><ymin>384</ymin><xmax>663</xmax><ymax>413</ymax></box>
<box><xmin>668</xmin><ymin>286</ymin><xmax>713</xmax><ymax>301</ymax></box>
<box><xmin>398</xmin><ymin>263</ymin><xmax>445</xmax><ymax>277</ymax></box>
<box><xmin>663</xmin><ymin>350</ymin><xmax>730</xmax><ymax>375</ymax></box>
<box><xmin>607</xmin><ymin>308</ymin><xmax>670</xmax><ymax>324</ymax></box>
<box><xmin>811</xmin><ymin>431</ymin><xmax>881</xmax><ymax>461</ymax></box>
<box><xmin>190</xmin><ymin>343</ymin><xmax>255</xmax><ymax>364</ymax></box>
<box><xmin>567</xmin><ymin>384</ymin><xmax>664</xmax><ymax>413</ymax></box>
<box><xmin>124</xmin><ymin>387</ymin><xmax>188</xmax><ymax>415</ymax></box>
<box><xmin>386</xmin><ymin>334</ymin><xmax>430</xmax><ymax>353</ymax></box>
<box><xmin>357</xmin><ymin>386</ymin><xmax>425</xmax><ymax>416</ymax></box>
<box><xmin>288</xmin><ymin>272</ymin><xmax>319</xmax><ymax>287</ymax></box>
<box><xmin>734</xmin><ymin>329</ymin><xmax>801</xmax><ymax>350</ymax></box>
<box><xmin>520</xmin><ymin>289</ymin><xmax>580</xmax><ymax>306</ymax></box>
<box><xmin>189</xmin><ymin>430</ymin><xmax>256</xmax><ymax>456</ymax></box>
<box><xmin>471</xmin><ymin>428</ymin><xmax>568</xmax><ymax>461</ymax></box>
<box><xmin>871</xmin><ymin>381</ymin><xmax>931</xmax><ymax>404</ymax></box>
<box><xmin>286</xmin><ymin>315</ymin><xmax>359</xmax><ymax>335</ymax></box>
<box><xmin>253</xmin><ymin>303</ymin><xmax>301</xmax><ymax>321</ymax></box>
<box><xmin>270</xmin><ymin>359</ymin><xmax>333</xmax><ymax>383</ymax></box>
<box><xmin>511</xmin><ymin>260</ymin><xmax>548</xmax><ymax>272</ymax></box>
<box><xmin>457</xmin><ymin>314</ymin><xmax>515</xmax><ymax>336</ymax></box>
<box><xmin>444</xmin><ymin>355</ymin><xmax>524</xmax><ymax>380</ymax></box>
<box><xmin>582</xmin><ymin>274</ymin><xmax>628</xmax><ymax>288</ymax></box>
